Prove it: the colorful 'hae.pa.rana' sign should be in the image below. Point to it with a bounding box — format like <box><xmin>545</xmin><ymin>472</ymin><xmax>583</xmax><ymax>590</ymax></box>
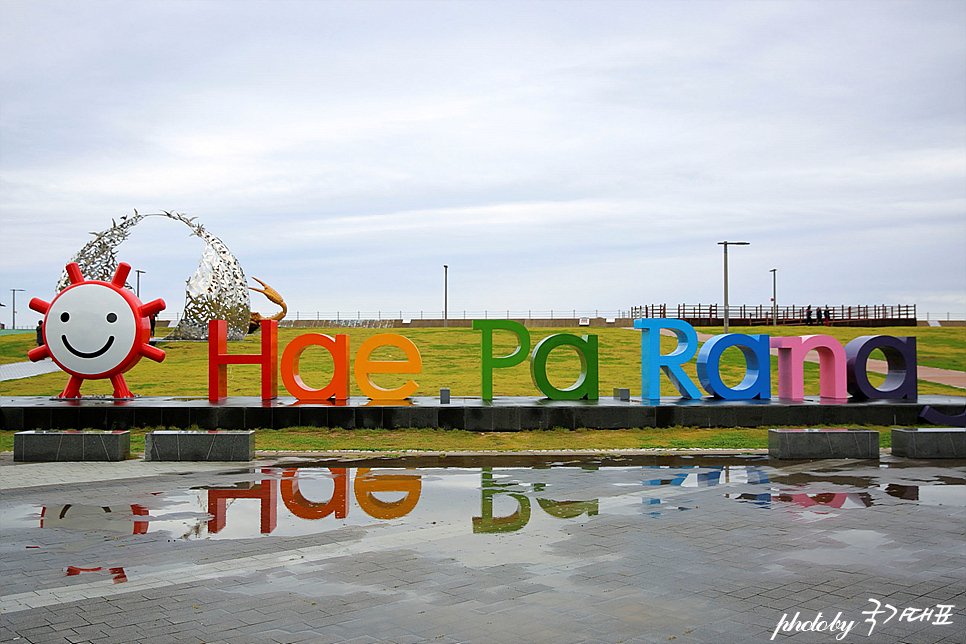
<box><xmin>25</xmin><ymin>266</ymin><xmax>916</xmax><ymax>404</ymax></box>
<box><xmin>207</xmin><ymin>318</ymin><xmax>917</xmax><ymax>404</ymax></box>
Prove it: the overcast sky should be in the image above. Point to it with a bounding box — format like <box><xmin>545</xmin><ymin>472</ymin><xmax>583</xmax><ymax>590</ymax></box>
<box><xmin>2</xmin><ymin>0</ymin><xmax>964</xmax><ymax>326</ymax></box>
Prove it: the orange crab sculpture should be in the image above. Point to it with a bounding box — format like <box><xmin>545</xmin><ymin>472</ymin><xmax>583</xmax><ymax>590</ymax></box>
<box><xmin>248</xmin><ymin>277</ymin><xmax>287</xmax><ymax>334</ymax></box>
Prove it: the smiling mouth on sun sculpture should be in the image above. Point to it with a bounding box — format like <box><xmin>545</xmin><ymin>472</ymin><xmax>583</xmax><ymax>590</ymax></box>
<box><xmin>29</xmin><ymin>262</ymin><xmax>166</xmax><ymax>399</ymax></box>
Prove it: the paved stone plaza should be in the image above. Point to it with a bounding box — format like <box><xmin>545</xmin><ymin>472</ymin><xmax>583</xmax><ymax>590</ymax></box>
<box><xmin>1</xmin><ymin>452</ymin><xmax>963</xmax><ymax>644</ymax></box>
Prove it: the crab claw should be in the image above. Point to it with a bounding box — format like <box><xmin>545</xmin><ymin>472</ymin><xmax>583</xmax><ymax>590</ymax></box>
<box><xmin>249</xmin><ymin>277</ymin><xmax>286</xmax><ymax>308</ymax></box>
<box><xmin>249</xmin><ymin>277</ymin><xmax>288</xmax><ymax>326</ymax></box>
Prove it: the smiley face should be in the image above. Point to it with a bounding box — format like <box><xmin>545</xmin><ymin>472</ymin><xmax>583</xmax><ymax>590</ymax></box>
<box><xmin>44</xmin><ymin>283</ymin><xmax>139</xmax><ymax>377</ymax></box>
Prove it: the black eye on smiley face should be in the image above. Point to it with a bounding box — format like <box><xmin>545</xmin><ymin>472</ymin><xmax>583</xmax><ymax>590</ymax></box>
<box><xmin>59</xmin><ymin>312</ymin><xmax>118</xmax><ymax>323</ymax></box>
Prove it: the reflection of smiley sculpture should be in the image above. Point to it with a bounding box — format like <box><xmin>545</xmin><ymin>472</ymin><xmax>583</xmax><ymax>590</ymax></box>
<box><xmin>29</xmin><ymin>262</ymin><xmax>166</xmax><ymax>399</ymax></box>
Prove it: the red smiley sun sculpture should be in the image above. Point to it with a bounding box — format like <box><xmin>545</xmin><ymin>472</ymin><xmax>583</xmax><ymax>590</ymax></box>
<box><xmin>28</xmin><ymin>262</ymin><xmax>166</xmax><ymax>399</ymax></box>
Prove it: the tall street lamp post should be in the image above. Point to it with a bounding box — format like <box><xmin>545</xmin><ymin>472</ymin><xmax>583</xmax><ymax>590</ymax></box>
<box><xmin>443</xmin><ymin>265</ymin><xmax>448</xmax><ymax>327</ymax></box>
<box><xmin>717</xmin><ymin>241</ymin><xmax>749</xmax><ymax>333</ymax></box>
<box><xmin>770</xmin><ymin>268</ymin><xmax>777</xmax><ymax>327</ymax></box>
<box><xmin>135</xmin><ymin>269</ymin><xmax>146</xmax><ymax>298</ymax></box>
<box><xmin>11</xmin><ymin>288</ymin><xmax>25</xmax><ymax>330</ymax></box>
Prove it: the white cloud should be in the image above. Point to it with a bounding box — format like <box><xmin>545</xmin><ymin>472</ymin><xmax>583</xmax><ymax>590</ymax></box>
<box><xmin>1</xmin><ymin>0</ymin><xmax>964</xmax><ymax>326</ymax></box>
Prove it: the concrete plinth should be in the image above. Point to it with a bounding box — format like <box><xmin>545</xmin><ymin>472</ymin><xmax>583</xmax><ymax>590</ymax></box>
<box><xmin>891</xmin><ymin>427</ymin><xmax>966</xmax><ymax>459</ymax></box>
<box><xmin>3</xmin><ymin>395</ymin><xmax>964</xmax><ymax>432</ymax></box>
<box><xmin>144</xmin><ymin>430</ymin><xmax>254</xmax><ymax>461</ymax></box>
<box><xmin>14</xmin><ymin>430</ymin><xmax>130</xmax><ymax>462</ymax></box>
<box><xmin>768</xmin><ymin>428</ymin><xmax>879</xmax><ymax>460</ymax></box>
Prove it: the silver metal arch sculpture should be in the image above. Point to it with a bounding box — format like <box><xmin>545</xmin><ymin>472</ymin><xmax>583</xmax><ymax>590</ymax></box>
<box><xmin>58</xmin><ymin>211</ymin><xmax>251</xmax><ymax>340</ymax></box>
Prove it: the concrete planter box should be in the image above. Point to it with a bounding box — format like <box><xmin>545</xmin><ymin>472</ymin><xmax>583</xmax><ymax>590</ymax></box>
<box><xmin>145</xmin><ymin>430</ymin><xmax>255</xmax><ymax>461</ymax></box>
<box><xmin>768</xmin><ymin>428</ymin><xmax>879</xmax><ymax>460</ymax></box>
<box><xmin>14</xmin><ymin>430</ymin><xmax>130</xmax><ymax>462</ymax></box>
<box><xmin>891</xmin><ymin>428</ymin><xmax>966</xmax><ymax>459</ymax></box>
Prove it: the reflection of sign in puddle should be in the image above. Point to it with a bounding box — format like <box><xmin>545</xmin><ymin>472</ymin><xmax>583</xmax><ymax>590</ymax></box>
<box><xmin>778</xmin><ymin>492</ymin><xmax>874</xmax><ymax>510</ymax></box>
<box><xmin>41</xmin><ymin>504</ymin><xmax>150</xmax><ymax>535</ymax></box>
<box><xmin>642</xmin><ymin>465</ymin><xmax>770</xmax><ymax>516</ymax></box>
<box><xmin>727</xmin><ymin>482</ymin><xmax>966</xmax><ymax>512</ymax></box>
<box><xmin>30</xmin><ymin>467</ymin><xmax>609</xmax><ymax>540</ymax></box>
<box><xmin>65</xmin><ymin>566</ymin><xmax>128</xmax><ymax>583</ymax></box>
<box><xmin>27</xmin><ymin>466</ymin><xmax>961</xmax><ymax>544</ymax></box>
<box><xmin>203</xmin><ymin>467</ymin><xmax>425</xmax><ymax>534</ymax></box>
<box><xmin>725</xmin><ymin>491</ymin><xmax>874</xmax><ymax>512</ymax></box>
<box><xmin>473</xmin><ymin>468</ymin><xmax>599</xmax><ymax>533</ymax></box>
<box><xmin>642</xmin><ymin>465</ymin><xmax>769</xmax><ymax>488</ymax></box>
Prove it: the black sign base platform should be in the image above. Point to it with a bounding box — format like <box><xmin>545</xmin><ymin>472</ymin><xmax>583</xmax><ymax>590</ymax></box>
<box><xmin>2</xmin><ymin>395</ymin><xmax>963</xmax><ymax>431</ymax></box>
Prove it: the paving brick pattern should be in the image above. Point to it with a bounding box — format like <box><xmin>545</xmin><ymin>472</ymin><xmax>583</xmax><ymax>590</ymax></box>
<box><xmin>0</xmin><ymin>454</ymin><xmax>963</xmax><ymax>644</ymax></box>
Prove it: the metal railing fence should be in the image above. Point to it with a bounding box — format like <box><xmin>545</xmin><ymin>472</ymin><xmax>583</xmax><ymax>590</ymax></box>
<box><xmin>157</xmin><ymin>309</ymin><xmax>634</xmax><ymax>323</ymax></box>
<box><xmin>631</xmin><ymin>304</ymin><xmax>918</xmax><ymax>324</ymax></box>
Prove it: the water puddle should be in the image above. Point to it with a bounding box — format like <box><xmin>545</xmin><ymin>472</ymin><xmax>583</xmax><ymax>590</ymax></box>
<box><xmin>3</xmin><ymin>463</ymin><xmax>963</xmax><ymax>545</ymax></box>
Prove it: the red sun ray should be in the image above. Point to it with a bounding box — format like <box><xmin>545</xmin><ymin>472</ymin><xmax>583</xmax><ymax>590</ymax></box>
<box><xmin>111</xmin><ymin>262</ymin><xmax>131</xmax><ymax>288</ymax></box>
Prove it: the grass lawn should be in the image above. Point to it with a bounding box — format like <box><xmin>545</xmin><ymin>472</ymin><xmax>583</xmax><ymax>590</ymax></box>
<box><xmin>0</xmin><ymin>425</ymin><xmax>895</xmax><ymax>454</ymax></box>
